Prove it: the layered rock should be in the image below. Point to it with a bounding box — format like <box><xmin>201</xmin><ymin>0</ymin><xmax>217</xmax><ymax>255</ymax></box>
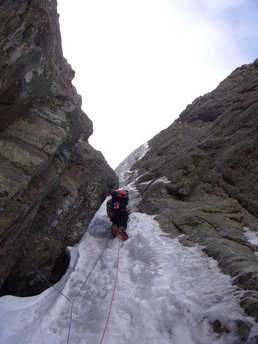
<box><xmin>0</xmin><ymin>0</ymin><xmax>118</xmax><ymax>296</ymax></box>
<box><xmin>131</xmin><ymin>60</ymin><xmax>258</xmax><ymax>320</ymax></box>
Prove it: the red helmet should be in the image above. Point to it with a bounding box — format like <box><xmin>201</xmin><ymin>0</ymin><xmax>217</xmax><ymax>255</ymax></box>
<box><xmin>115</xmin><ymin>188</ymin><xmax>128</xmax><ymax>198</ymax></box>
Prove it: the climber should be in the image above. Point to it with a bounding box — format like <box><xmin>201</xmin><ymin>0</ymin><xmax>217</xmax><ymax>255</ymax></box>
<box><xmin>106</xmin><ymin>188</ymin><xmax>129</xmax><ymax>241</ymax></box>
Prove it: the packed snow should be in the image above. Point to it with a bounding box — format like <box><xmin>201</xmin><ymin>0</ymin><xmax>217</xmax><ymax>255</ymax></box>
<box><xmin>1</xmin><ymin>195</ymin><xmax>258</xmax><ymax>343</ymax></box>
<box><xmin>1</xmin><ymin>146</ymin><xmax>258</xmax><ymax>343</ymax></box>
<box><xmin>115</xmin><ymin>142</ymin><xmax>149</xmax><ymax>188</ymax></box>
<box><xmin>244</xmin><ymin>226</ymin><xmax>258</xmax><ymax>247</ymax></box>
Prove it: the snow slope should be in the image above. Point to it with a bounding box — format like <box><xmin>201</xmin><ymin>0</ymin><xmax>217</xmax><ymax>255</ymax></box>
<box><xmin>1</xmin><ymin>194</ymin><xmax>258</xmax><ymax>343</ymax></box>
<box><xmin>1</xmin><ymin>144</ymin><xmax>258</xmax><ymax>344</ymax></box>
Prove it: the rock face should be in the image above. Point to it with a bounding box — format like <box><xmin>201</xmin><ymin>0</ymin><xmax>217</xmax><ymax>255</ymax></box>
<box><xmin>131</xmin><ymin>60</ymin><xmax>258</xmax><ymax>321</ymax></box>
<box><xmin>0</xmin><ymin>0</ymin><xmax>118</xmax><ymax>296</ymax></box>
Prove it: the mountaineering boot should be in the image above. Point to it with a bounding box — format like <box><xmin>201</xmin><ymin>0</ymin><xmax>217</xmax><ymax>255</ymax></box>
<box><xmin>111</xmin><ymin>225</ymin><xmax>118</xmax><ymax>238</ymax></box>
<box><xmin>122</xmin><ymin>232</ymin><xmax>129</xmax><ymax>241</ymax></box>
<box><xmin>119</xmin><ymin>227</ymin><xmax>129</xmax><ymax>241</ymax></box>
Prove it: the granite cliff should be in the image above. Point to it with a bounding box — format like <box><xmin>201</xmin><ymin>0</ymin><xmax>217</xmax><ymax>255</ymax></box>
<box><xmin>128</xmin><ymin>60</ymin><xmax>258</xmax><ymax>322</ymax></box>
<box><xmin>0</xmin><ymin>0</ymin><xmax>118</xmax><ymax>296</ymax></box>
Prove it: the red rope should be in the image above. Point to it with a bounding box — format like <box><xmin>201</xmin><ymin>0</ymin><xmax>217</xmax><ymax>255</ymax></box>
<box><xmin>99</xmin><ymin>239</ymin><xmax>120</xmax><ymax>344</ymax></box>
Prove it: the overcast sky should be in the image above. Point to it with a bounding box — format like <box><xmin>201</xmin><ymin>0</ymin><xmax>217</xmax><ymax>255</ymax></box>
<box><xmin>57</xmin><ymin>0</ymin><xmax>258</xmax><ymax>168</ymax></box>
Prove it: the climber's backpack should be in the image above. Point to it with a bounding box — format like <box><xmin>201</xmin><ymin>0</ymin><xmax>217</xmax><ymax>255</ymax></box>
<box><xmin>111</xmin><ymin>189</ymin><xmax>129</xmax><ymax>213</ymax></box>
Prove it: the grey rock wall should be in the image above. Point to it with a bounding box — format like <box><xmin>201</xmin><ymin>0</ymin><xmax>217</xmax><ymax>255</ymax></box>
<box><xmin>132</xmin><ymin>60</ymin><xmax>258</xmax><ymax>321</ymax></box>
<box><xmin>0</xmin><ymin>0</ymin><xmax>118</xmax><ymax>296</ymax></box>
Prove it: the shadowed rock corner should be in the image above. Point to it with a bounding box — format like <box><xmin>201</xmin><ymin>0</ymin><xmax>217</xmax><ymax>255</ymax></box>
<box><xmin>0</xmin><ymin>0</ymin><xmax>118</xmax><ymax>296</ymax></box>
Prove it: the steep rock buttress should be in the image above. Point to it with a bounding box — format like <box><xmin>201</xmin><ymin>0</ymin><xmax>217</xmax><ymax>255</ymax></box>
<box><xmin>129</xmin><ymin>60</ymin><xmax>258</xmax><ymax>321</ymax></box>
<box><xmin>0</xmin><ymin>0</ymin><xmax>118</xmax><ymax>296</ymax></box>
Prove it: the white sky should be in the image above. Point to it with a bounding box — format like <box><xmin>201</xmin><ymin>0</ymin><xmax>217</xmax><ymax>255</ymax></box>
<box><xmin>57</xmin><ymin>0</ymin><xmax>258</xmax><ymax>168</ymax></box>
